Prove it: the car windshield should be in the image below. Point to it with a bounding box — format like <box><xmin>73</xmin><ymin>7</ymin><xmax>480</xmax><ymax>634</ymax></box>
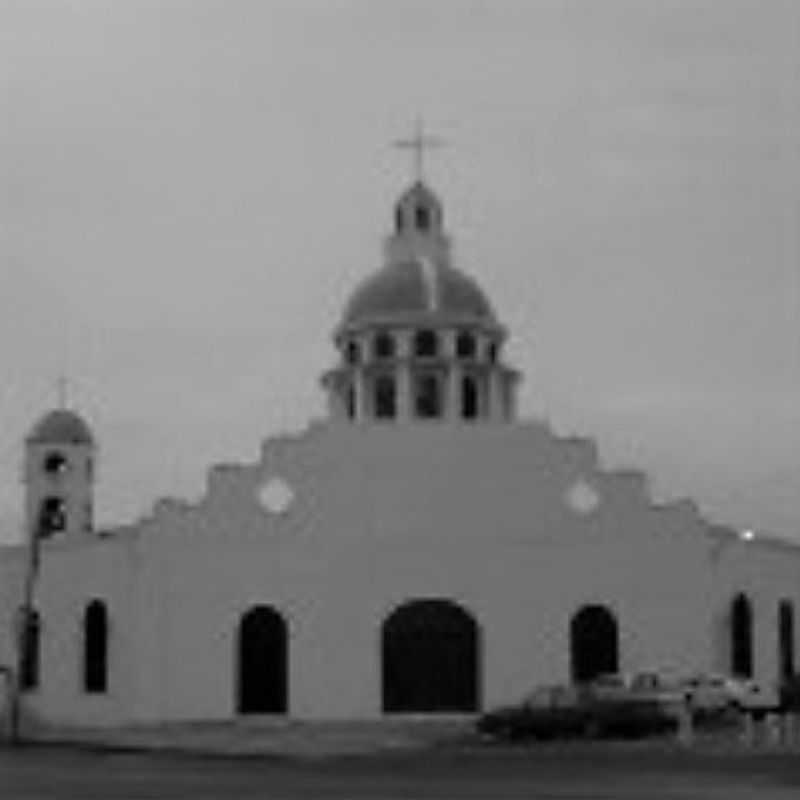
<box><xmin>524</xmin><ymin>685</ymin><xmax>577</xmax><ymax>708</ymax></box>
<box><xmin>524</xmin><ymin>687</ymin><xmax>555</xmax><ymax>707</ymax></box>
<box><xmin>683</xmin><ymin>674</ymin><xmax>730</xmax><ymax>689</ymax></box>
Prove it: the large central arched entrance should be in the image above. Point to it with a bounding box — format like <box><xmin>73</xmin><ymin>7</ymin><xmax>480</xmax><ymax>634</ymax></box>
<box><xmin>570</xmin><ymin>604</ymin><xmax>619</xmax><ymax>682</ymax></box>
<box><xmin>237</xmin><ymin>606</ymin><xmax>288</xmax><ymax>714</ymax></box>
<box><xmin>382</xmin><ymin>599</ymin><xmax>479</xmax><ymax>713</ymax></box>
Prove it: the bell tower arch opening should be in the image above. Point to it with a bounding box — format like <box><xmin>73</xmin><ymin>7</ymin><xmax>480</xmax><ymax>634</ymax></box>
<box><xmin>25</xmin><ymin>407</ymin><xmax>96</xmax><ymax>543</ymax></box>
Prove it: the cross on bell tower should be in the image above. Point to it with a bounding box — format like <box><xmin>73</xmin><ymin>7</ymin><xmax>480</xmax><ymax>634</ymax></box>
<box><xmin>56</xmin><ymin>376</ymin><xmax>69</xmax><ymax>409</ymax></box>
<box><xmin>387</xmin><ymin>120</ymin><xmax>449</xmax><ymax>262</ymax></box>
<box><xmin>394</xmin><ymin>119</ymin><xmax>445</xmax><ymax>183</ymax></box>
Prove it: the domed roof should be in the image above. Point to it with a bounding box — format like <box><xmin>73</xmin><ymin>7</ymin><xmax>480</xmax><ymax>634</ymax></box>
<box><xmin>27</xmin><ymin>409</ymin><xmax>94</xmax><ymax>445</ymax></box>
<box><xmin>340</xmin><ymin>259</ymin><xmax>497</xmax><ymax>330</ymax></box>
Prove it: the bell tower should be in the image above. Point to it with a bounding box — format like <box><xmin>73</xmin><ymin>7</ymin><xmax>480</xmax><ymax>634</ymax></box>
<box><xmin>384</xmin><ymin>181</ymin><xmax>452</xmax><ymax>267</ymax></box>
<box><xmin>24</xmin><ymin>408</ymin><xmax>96</xmax><ymax>543</ymax></box>
<box><xmin>322</xmin><ymin>127</ymin><xmax>522</xmax><ymax>424</ymax></box>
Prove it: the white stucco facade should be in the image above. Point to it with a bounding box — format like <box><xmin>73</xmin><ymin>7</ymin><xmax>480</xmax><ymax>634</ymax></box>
<box><xmin>1</xmin><ymin>180</ymin><xmax>798</xmax><ymax>731</ymax></box>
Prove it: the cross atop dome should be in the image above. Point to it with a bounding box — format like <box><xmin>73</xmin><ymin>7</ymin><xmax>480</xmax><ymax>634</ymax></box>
<box><xmin>394</xmin><ymin>119</ymin><xmax>445</xmax><ymax>183</ymax></box>
<box><xmin>57</xmin><ymin>375</ymin><xmax>69</xmax><ymax>409</ymax></box>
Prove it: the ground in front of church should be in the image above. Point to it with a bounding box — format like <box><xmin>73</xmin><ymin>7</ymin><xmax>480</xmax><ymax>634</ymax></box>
<box><xmin>2</xmin><ymin>732</ymin><xmax>800</xmax><ymax>800</ymax></box>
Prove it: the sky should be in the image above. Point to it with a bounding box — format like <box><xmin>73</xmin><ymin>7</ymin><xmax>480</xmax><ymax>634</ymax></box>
<box><xmin>1</xmin><ymin>0</ymin><xmax>798</xmax><ymax>544</ymax></box>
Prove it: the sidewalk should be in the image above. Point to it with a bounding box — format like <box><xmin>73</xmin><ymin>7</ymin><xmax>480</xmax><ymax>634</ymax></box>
<box><xmin>23</xmin><ymin>717</ymin><xmax>476</xmax><ymax>758</ymax></box>
<box><xmin>13</xmin><ymin>713</ymin><xmax>800</xmax><ymax>759</ymax></box>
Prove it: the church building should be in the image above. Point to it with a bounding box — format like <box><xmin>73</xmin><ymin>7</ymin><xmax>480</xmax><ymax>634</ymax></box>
<box><xmin>0</xmin><ymin>173</ymin><xmax>799</xmax><ymax>729</ymax></box>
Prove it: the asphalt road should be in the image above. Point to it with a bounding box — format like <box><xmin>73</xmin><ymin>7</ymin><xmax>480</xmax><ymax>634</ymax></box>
<box><xmin>1</xmin><ymin>745</ymin><xmax>799</xmax><ymax>800</ymax></box>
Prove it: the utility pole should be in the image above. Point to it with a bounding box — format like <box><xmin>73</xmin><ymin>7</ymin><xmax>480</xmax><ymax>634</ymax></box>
<box><xmin>8</xmin><ymin>514</ymin><xmax>42</xmax><ymax>746</ymax></box>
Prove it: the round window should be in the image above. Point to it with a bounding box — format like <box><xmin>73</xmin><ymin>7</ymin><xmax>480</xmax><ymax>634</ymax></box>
<box><xmin>258</xmin><ymin>477</ymin><xmax>295</xmax><ymax>515</ymax></box>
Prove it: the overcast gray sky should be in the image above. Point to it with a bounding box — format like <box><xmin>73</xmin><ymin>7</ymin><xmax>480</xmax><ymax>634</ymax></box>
<box><xmin>1</xmin><ymin>0</ymin><xmax>798</xmax><ymax>544</ymax></box>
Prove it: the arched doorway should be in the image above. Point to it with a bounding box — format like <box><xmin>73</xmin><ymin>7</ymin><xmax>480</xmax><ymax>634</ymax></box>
<box><xmin>237</xmin><ymin>606</ymin><xmax>288</xmax><ymax>714</ymax></box>
<box><xmin>83</xmin><ymin>599</ymin><xmax>108</xmax><ymax>693</ymax></box>
<box><xmin>778</xmin><ymin>600</ymin><xmax>794</xmax><ymax>682</ymax></box>
<box><xmin>730</xmin><ymin>593</ymin><xmax>753</xmax><ymax>678</ymax></box>
<box><xmin>570</xmin><ymin>604</ymin><xmax>619</xmax><ymax>682</ymax></box>
<box><xmin>382</xmin><ymin>599</ymin><xmax>479</xmax><ymax>713</ymax></box>
<box><xmin>19</xmin><ymin>607</ymin><xmax>41</xmax><ymax>692</ymax></box>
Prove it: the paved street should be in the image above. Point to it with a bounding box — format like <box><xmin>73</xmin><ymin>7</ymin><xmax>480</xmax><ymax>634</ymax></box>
<box><xmin>1</xmin><ymin>745</ymin><xmax>799</xmax><ymax>799</ymax></box>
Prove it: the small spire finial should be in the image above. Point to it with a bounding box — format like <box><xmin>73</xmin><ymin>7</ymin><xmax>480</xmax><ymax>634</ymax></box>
<box><xmin>56</xmin><ymin>376</ymin><xmax>69</xmax><ymax>409</ymax></box>
<box><xmin>394</xmin><ymin>118</ymin><xmax>445</xmax><ymax>183</ymax></box>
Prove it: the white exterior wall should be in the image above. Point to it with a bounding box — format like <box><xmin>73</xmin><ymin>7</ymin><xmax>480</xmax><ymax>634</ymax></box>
<box><xmin>11</xmin><ymin>538</ymin><xmax>137</xmax><ymax>727</ymax></box>
<box><xmin>1</xmin><ymin>420</ymin><xmax>798</xmax><ymax>727</ymax></box>
<box><xmin>710</xmin><ymin>537</ymin><xmax>800</xmax><ymax>684</ymax></box>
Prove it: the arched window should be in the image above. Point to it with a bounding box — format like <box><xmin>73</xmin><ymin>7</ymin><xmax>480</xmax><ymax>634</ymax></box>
<box><xmin>43</xmin><ymin>451</ymin><xmax>67</xmax><ymax>475</ymax></box>
<box><xmin>456</xmin><ymin>332</ymin><xmax>476</xmax><ymax>359</ymax></box>
<box><xmin>487</xmin><ymin>342</ymin><xmax>498</xmax><ymax>364</ymax></box>
<box><xmin>779</xmin><ymin>600</ymin><xmax>795</xmax><ymax>682</ymax></box>
<box><xmin>731</xmin><ymin>593</ymin><xmax>753</xmax><ymax>678</ymax></box>
<box><xmin>415</xmin><ymin>204</ymin><xmax>430</xmax><ymax>231</ymax></box>
<box><xmin>20</xmin><ymin>607</ymin><xmax>40</xmax><ymax>692</ymax></box>
<box><xmin>345</xmin><ymin>385</ymin><xmax>356</xmax><ymax>420</ymax></box>
<box><xmin>373</xmin><ymin>332</ymin><xmax>396</xmax><ymax>360</ymax></box>
<box><xmin>415</xmin><ymin>374</ymin><xmax>441</xmax><ymax>419</ymax></box>
<box><xmin>237</xmin><ymin>606</ymin><xmax>288</xmax><ymax>714</ymax></box>
<box><xmin>345</xmin><ymin>340</ymin><xmax>360</xmax><ymax>365</ymax></box>
<box><xmin>570</xmin><ymin>605</ymin><xmax>619</xmax><ymax>682</ymax></box>
<box><xmin>374</xmin><ymin>375</ymin><xmax>396</xmax><ymax>420</ymax></box>
<box><xmin>461</xmin><ymin>375</ymin><xmax>479</xmax><ymax>420</ymax></box>
<box><xmin>84</xmin><ymin>600</ymin><xmax>108</xmax><ymax>693</ymax></box>
<box><xmin>38</xmin><ymin>496</ymin><xmax>66</xmax><ymax>538</ymax></box>
<box><xmin>382</xmin><ymin>599</ymin><xmax>480</xmax><ymax>712</ymax></box>
<box><xmin>414</xmin><ymin>330</ymin><xmax>438</xmax><ymax>358</ymax></box>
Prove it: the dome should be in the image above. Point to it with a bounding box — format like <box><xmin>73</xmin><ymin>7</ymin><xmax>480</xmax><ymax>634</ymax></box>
<box><xmin>340</xmin><ymin>259</ymin><xmax>497</xmax><ymax>330</ymax></box>
<box><xmin>27</xmin><ymin>409</ymin><xmax>94</xmax><ymax>446</ymax></box>
<box><xmin>397</xmin><ymin>181</ymin><xmax>443</xmax><ymax>219</ymax></box>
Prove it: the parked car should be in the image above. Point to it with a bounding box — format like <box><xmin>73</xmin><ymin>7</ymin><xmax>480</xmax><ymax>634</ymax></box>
<box><xmin>681</xmin><ymin>673</ymin><xmax>779</xmax><ymax>713</ymax></box>
<box><xmin>477</xmin><ymin>682</ymin><xmax>677</xmax><ymax>741</ymax></box>
<box><xmin>477</xmin><ymin>684</ymin><xmax>587</xmax><ymax>740</ymax></box>
<box><xmin>587</xmin><ymin>698</ymin><xmax>677</xmax><ymax>739</ymax></box>
<box><xmin>586</xmin><ymin>672</ymin><xmax>684</xmax><ymax>707</ymax></box>
<box><xmin>725</xmin><ymin>676</ymin><xmax>780</xmax><ymax>711</ymax></box>
<box><xmin>681</xmin><ymin>673</ymin><xmax>735</xmax><ymax>713</ymax></box>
